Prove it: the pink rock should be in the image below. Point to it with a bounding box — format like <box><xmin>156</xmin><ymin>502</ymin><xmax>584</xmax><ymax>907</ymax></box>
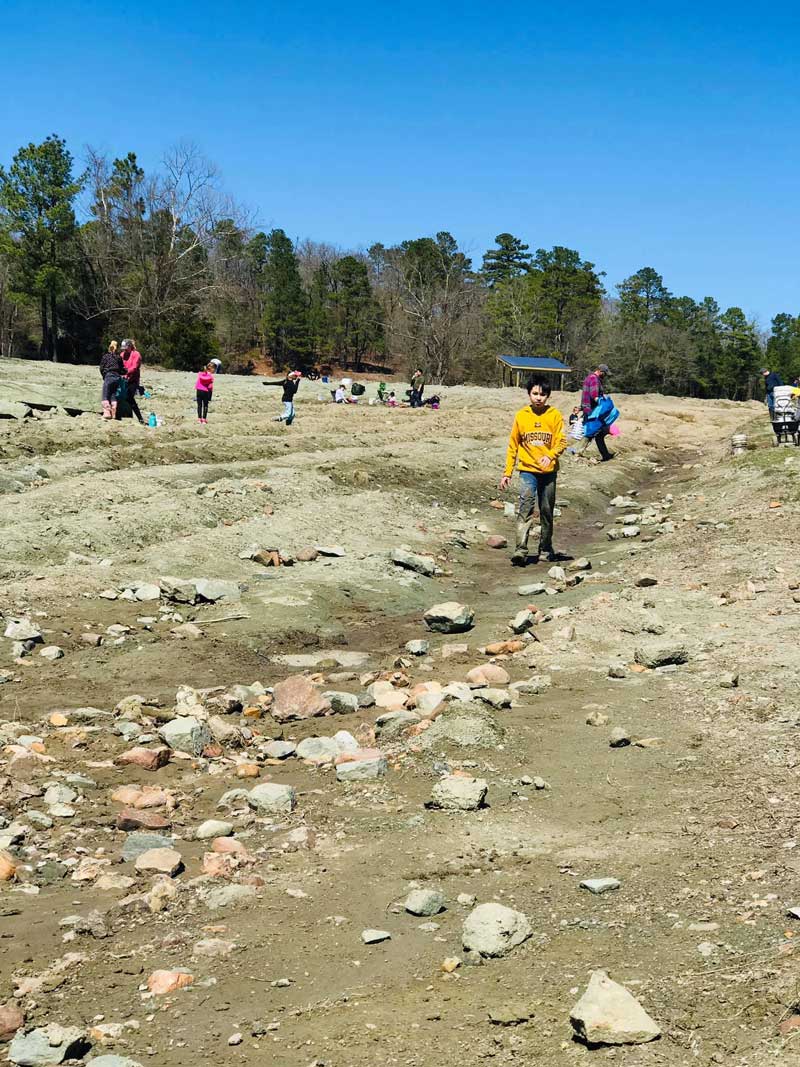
<box><xmin>466</xmin><ymin>664</ymin><xmax>510</xmax><ymax>687</ymax></box>
<box><xmin>212</xmin><ymin>836</ymin><xmax>248</xmax><ymax>856</ymax></box>
<box><xmin>0</xmin><ymin>1001</ymin><xmax>24</xmax><ymax>1042</ymax></box>
<box><xmin>271</xmin><ymin>676</ymin><xmax>331</xmax><ymax>723</ymax></box>
<box><xmin>111</xmin><ymin>785</ymin><xmax>173</xmax><ymax>809</ymax></box>
<box><xmin>202</xmin><ymin>852</ymin><xmax>235</xmax><ymax>878</ymax></box>
<box><xmin>147</xmin><ymin>969</ymin><xmax>193</xmax><ymax>995</ymax></box>
<box><xmin>134</xmin><ymin>847</ymin><xmax>183</xmax><ymax>876</ymax></box>
<box><xmin>486</xmin><ymin>535</ymin><xmax>508</xmax><ymax>549</ymax></box>
<box><xmin>116</xmin><ymin>808</ymin><xmax>172</xmax><ymax>831</ymax></box>
<box><xmin>115</xmin><ymin>747</ymin><xmax>171</xmax><ymax>772</ymax></box>
<box><xmin>295</xmin><ymin>548</ymin><xmax>319</xmax><ymax>562</ymax></box>
<box><xmin>335</xmin><ymin>746</ymin><xmax>382</xmax><ymax>765</ymax></box>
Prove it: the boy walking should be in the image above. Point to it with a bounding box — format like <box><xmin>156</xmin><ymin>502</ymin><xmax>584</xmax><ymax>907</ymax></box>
<box><xmin>499</xmin><ymin>378</ymin><xmax>567</xmax><ymax>566</ymax></box>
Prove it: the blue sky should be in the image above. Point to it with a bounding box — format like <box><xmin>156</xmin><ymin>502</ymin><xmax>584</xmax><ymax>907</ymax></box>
<box><xmin>2</xmin><ymin>0</ymin><xmax>798</xmax><ymax>326</ymax></box>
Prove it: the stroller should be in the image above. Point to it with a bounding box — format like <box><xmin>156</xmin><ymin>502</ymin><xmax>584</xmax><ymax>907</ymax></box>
<box><xmin>770</xmin><ymin>385</ymin><xmax>799</xmax><ymax>445</ymax></box>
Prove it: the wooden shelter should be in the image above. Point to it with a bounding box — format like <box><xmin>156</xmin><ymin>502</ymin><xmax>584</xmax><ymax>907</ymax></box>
<box><xmin>496</xmin><ymin>355</ymin><xmax>571</xmax><ymax>390</ymax></box>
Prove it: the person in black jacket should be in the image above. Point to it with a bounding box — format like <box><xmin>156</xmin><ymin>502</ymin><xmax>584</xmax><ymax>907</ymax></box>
<box><xmin>99</xmin><ymin>341</ymin><xmax>124</xmax><ymax>420</ymax></box>
<box><xmin>264</xmin><ymin>370</ymin><xmax>302</xmax><ymax>425</ymax></box>
<box><xmin>762</xmin><ymin>368</ymin><xmax>783</xmax><ymax>417</ymax></box>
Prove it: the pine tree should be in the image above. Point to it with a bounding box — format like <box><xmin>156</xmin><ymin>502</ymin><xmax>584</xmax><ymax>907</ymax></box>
<box><xmin>481</xmin><ymin>233</ymin><xmax>531</xmax><ymax>286</ymax></box>
<box><xmin>262</xmin><ymin>229</ymin><xmax>310</xmax><ymax>368</ymax></box>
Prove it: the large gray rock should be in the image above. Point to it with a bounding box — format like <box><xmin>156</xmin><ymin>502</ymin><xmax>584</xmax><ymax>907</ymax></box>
<box><xmin>404</xmin><ymin>888</ymin><xmax>445</xmax><ymax>916</ymax></box>
<box><xmin>158</xmin><ymin>715</ymin><xmax>212</xmax><ymax>755</ymax></box>
<box><xmin>0</xmin><ymin>401</ymin><xmax>32</xmax><ymax>420</ymax></box>
<box><xmin>322</xmin><ymin>691</ymin><xmax>359</xmax><ymax>715</ymax></box>
<box><xmin>195</xmin><ymin>578</ymin><xmax>240</xmax><ymax>602</ymax></box>
<box><xmin>634</xmin><ymin>643</ymin><xmax>689</xmax><ymax>669</ymax></box>
<box><xmin>462</xmin><ymin>903</ymin><xmax>532</xmax><ymax>957</ymax></box>
<box><xmin>570</xmin><ymin>970</ymin><xmax>661</xmax><ymax>1046</ymax></box>
<box><xmin>428</xmin><ymin>775</ymin><xmax>487</xmax><ymax>811</ymax></box>
<box><xmin>423</xmin><ymin>602</ymin><xmax>475</xmax><ymax>634</ymax></box>
<box><xmin>247</xmin><ymin>783</ymin><xmax>296</xmax><ymax>813</ymax></box>
<box><xmin>336</xmin><ymin>757</ymin><xmax>387</xmax><ymax>782</ymax></box>
<box><xmin>296</xmin><ymin>736</ymin><xmax>340</xmax><ymax>761</ymax></box>
<box><xmin>391</xmin><ymin>547</ymin><xmax>437</xmax><ymax>577</ymax></box>
<box><xmin>159</xmin><ymin>576</ymin><xmax>198</xmax><ymax>604</ymax></box>
<box><xmin>4</xmin><ymin>618</ymin><xmax>42</xmax><ymax>643</ymax></box>
<box><xmin>9</xmin><ymin>1025</ymin><xmax>89</xmax><ymax>1065</ymax></box>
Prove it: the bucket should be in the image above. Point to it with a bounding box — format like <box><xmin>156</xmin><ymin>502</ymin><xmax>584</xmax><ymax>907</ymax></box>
<box><xmin>731</xmin><ymin>433</ymin><xmax>747</xmax><ymax>456</ymax></box>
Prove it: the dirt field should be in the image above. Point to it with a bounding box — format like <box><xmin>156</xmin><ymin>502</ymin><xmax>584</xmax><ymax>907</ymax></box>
<box><xmin>2</xmin><ymin>359</ymin><xmax>800</xmax><ymax>1066</ymax></box>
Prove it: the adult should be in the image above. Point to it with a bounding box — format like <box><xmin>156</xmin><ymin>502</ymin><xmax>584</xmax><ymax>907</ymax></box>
<box><xmin>410</xmin><ymin>369</ymin><xmax>425</xmax><ymax>408</ymax></box>
<box><xmin>581</xmin><ymin>363</ymin><xmax>613</xmax><ymax>461</ymax></box>
<box><xmin>762</xmin><ymin>368</ymin><xmax>783</xmax><ymax>417</ymax></box>
<box><xmin>121</xmin><ymin>339</ymin><xmax>144</xmax><ymax>423</ymax></box>
<box><xmin>264</xmin><ymin>370</ymin><xmax>302</xmax><ymax>425</ymax></box>
<box><xmin>99</xmin><ymin>341</ymin><xmax>124</xmax><ymax>420</ymax></box>
<box><xmin>499</xmin><ymin>377</ymin><xmax>567</xmax><ymax>566</ymax></box>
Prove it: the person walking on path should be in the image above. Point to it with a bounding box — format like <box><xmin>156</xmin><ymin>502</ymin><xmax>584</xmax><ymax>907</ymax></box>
<box><xmin>264</xmin><ymin>370</ymin><xmax>302</xmax><ymax>425</ymax></box>
<box><xmin>500</xmin><ymin>377</ymin><xmax>567</xmax><ymax>567</ymax></box>
<box><xmin>410</xmin><ymin>369</ymin><xmax>425</xmax><ymax>408</ymax></box>
<box><xmin>121</xmin><ymin>339</ymin><xmax>145</xmax><ymax>423</ymax></box>
<box><xmin>195</xmin><ymin>362</ymin><xmax>215</xmax><ymax>423</ymax></box>
<box><xmin>581</xmin><ymin>363</ymin><xmax>613</xmax><ymax>461</ymax></box>
<box><xmin>100</xmin><ymin>341</ymin><xmax>124</xmax><ymax>420</ymax></box>
<box><xmin>762</xmin><ymin>368</ymin><xmax>783</xmax><ymax>417</ymax></box>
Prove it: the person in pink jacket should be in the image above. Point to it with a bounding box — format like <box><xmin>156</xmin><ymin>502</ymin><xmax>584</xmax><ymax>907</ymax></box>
<box><xmin>121</xmin><ymin>339</ymin><xmax>144</xmax><ymax>423</ymax></box>
<box><xmin>195</xmin><ymin>363</ymin><xmax>215</xmax><ymax>423</ymax></box>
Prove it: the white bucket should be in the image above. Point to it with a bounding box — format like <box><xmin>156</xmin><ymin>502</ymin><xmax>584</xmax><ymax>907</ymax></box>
<box><xmin>731</xmin><ymin>433</ymin><xmax>747</xmax><ymax>455</ymax></box>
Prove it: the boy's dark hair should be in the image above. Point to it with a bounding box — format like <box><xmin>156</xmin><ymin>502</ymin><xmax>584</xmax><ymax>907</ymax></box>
<box><xmin>525</xmin><ymin>377</ymin><xmax>551</xmax><ymax>397</ymax></box>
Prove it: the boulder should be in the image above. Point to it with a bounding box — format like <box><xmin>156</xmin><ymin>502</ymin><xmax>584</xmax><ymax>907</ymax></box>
<box><xmin>158</xmin><ymin>716</ymin><xmax>212</xmax><ymax>755</ymax></box>
<box><xmin>247</xmin><ymin>783</ymin><xmax>296</xmax><ymax>814</ymax></box>
<box><xmin>336</xmin><ymin>756</ymin><xmax>387</xmax><ymax>781</ymax></box>
<box><xmin>405</xmin><ymin>639</ymin><xmax>430</xmax><ymax>656</ymax></box>
<box><xmin>4</xmin><ymin>619</ymin><xmax>42</xmax><ymax>643</ymax></box>
<box><xmin>9</xmin><ymin>1025</ymin><xmax>89</xmax><ymax>1066</ymax></box>
<box><xmin>462</xmin><ymin>903</ymin><xmax>532</xmax><ymax>957</ymax></box>
<box><xmin>322</xmin><ymin>691</ymin><xmax>359</xmax><ymax>715</ymax></box>
<box><xmin>0</xmin><ymin>1002</ymin><xmax>24</xmax><ymax>1042</ymax></box>
<box><xmin>159</xmin><ymin>576</ymin><xmax>198</xmax><ymax>604</ymax></box>
<box><xmin>115</xmin><ymin>746</ymin><xmax>171</xmax><ymax>771</ymax></box>
<box><xmin>570</xmin><ymin>970</ymin><xmax>661</xmax><ymax>1046</ymax></box>
<box><xmin>196</xmin><ymin>819</ymin><xmax>233</xmax><ymax>840</ymax></box>
<box><xmin>485</xmin><ymin>535</ymin><xmax>507</xmax><ymax>549</ymax></box>
<box><xmin>466</xmin><ymin>664</ymin><xmax>510</xmax><ymax>687</ymax></box>
<box><xmin>404</xmin><ymin>888</ymin><xmax>445</xmax><ymax>916</ymax></box>
<box><xmin>428</xmin><ymin>775</ymin><xmax>488</xmax><ymax>811</ymax></box>
<box><xmin>634</xmin><ymin>644</ymin><xmax>689</xmax><ymax>669</ymax></box>
<box><xmin>391</xmin><ymin>547</ymin><xmax>437</xmax><ymax>577</ymax></box>
<box><xmin>271</xmin><ymin>675</ymin><xmax>331</xmax><ymax>723</ymax></box>
<box><xmin>423</xmin><ymin>602</ymin><xmax>475</xmax><ymax>634</ymax></box>
<box><xmin>296</xmin><ymin>736</ymin><xmax>340</xmax><ymax>761</ymax></box>
<box><xmin>195</xmin><ymin>578</ymin><xmax>240</xmax><ymax>602</ymax></box>
<box><xmin>375</xmin><ymin>710</ymin><xmax>421</xmax><ymax>740</ymax></box>
<box><xmin>133</xmin><ymin>583</ymin><xmax>161</xmax><ymax>601</ymax></box>
<box><xmin>264</xmin><ymin>740</ymin><xmax>296</xmax><ymax>760</ymax></box>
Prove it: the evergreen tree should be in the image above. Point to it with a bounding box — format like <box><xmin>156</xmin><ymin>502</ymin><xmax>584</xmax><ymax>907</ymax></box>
<box><xmin>262</xmin><ymin>229</ymin><xmax>310</xmax><ymax>368</ymax></box>
<box><xmin>617</xmin><ymin>267</ymin><xmax>673</xmax><ymax>325</ymax></box>
<box><xmin>532</xmin><ymin>246</ymin><xmax>604</xmax><ymax>353</ymax></box>
<box><xmin>481</xmin><ymin>233</ymin><xmax>531</xmax><ymax>286</ymax></box>
<box><xmin>766</xmin><ymin>313</ymin><xmax>800</xmax><ymax>382</ymax></box>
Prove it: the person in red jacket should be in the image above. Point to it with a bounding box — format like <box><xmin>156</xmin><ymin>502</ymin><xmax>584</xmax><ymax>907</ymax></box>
<box><xmin>121</xmin><ymin>338</ymin><xmax>145</xmax><ymax>424</ymax></box>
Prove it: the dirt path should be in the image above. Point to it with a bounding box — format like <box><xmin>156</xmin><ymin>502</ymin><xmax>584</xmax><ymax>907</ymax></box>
<box><xmin>3</xmin><ymin>361</ymin><xmax>799</xmax><ymax>1065</ymax></box>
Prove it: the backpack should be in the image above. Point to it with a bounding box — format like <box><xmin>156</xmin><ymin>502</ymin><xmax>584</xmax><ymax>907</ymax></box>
<box><xmin>583</xmin><ymin>395</ymin><xmax>619</xmax><ymax>438</ymax></box>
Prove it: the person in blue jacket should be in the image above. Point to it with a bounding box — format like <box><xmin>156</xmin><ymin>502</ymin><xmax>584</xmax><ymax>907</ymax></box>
<box><xmin>762</xmin><ymin>368</ymin><xmax>783</xmax><ymax>417</ymax></box>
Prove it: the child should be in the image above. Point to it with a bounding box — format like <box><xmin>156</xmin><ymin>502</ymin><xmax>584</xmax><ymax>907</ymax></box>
<box><xmin>387</xmin><ymin>391</ymin><xmax>398</xmax><ymax>407</ymax></box>
<box><xmin>568</xmin><ymin>405</ymin><xmax>581</xmax><ymax>426</ymax></box>
<box><xmin>195</xmin><ymin>363</ymin><xmax>215</xmax><ymax>423</ymax></box>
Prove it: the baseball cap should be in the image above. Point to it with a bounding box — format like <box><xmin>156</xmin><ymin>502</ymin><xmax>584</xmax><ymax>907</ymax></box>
<box><xmin>598</xmin><ymin>364</ymin><xmax>610</xmax><ymax>374</ymax></box>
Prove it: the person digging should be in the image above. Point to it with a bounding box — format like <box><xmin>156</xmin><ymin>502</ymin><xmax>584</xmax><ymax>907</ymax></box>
<box><xmin>499</xmin><ymin>377</ymin><xmax>567</xmax><ymax>567</ymax></box>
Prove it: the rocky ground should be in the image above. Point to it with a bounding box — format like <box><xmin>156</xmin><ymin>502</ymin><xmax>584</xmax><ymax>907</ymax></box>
<box><xmin>0</xmin><ymin>359</ymin><xmax>799</xmax><ymax>1066</ymax></box>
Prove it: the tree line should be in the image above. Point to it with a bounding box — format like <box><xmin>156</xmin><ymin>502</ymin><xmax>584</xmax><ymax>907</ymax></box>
<box><xmin>0</xmin><ymin>135</ymin><xmax>795</xmax><ymax>398</ymax></box>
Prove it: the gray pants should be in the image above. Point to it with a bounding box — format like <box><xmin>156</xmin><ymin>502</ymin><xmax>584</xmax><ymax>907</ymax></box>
<box><xmin>517</xmin><ymin>470</ymin><xmax>556</xmax><ymax>556</ymax></box>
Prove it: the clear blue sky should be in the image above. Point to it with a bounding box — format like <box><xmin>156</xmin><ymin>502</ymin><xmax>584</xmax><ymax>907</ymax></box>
<box><xmin>3</xmin><ymin>0</ymin><xmax>798</xmax><ymax>327</ymax></box>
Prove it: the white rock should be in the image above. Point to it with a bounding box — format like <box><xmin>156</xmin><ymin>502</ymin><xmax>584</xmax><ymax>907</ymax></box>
<box><xmin>462</xmin><ymin>902</ymin><xmax>532</xmax><ymax>957</ymax></box>
<box><xmin>428</xmin><ymin>775</ymin><xmax>487</xmax><ymax>811</ymax></box>
<box><xmin>247</xmin><ymin>783</ymin><xmax>296</xmax><ymax>813</ymax></box>
<box><xmin>196</xmin><ymin>819</ymin><xmax>233</xmax><ymax>839</ymax></box>
<box><xmin>570</xmin><ymin>970</ymin><xmax>660</xmax><ymax>1046</ymax></box>
<box><xmin>404</xmin><ymin>888</ymin><xmax>445</xmax><ymax>916</ymax></box>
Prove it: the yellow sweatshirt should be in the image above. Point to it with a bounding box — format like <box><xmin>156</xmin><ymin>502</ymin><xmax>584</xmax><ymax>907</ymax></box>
<box><xmin>504</xmin><ymin>404</ymin><xmax>567</xmax><ymax>476</ymax></box>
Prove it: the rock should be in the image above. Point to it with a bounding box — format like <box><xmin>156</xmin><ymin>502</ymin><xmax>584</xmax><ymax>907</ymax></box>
<box><xmin>635</xmin><ymin>575</ymin><xmax>658</xmax><ymax>587</ymax></box>
<box><xmin>405</xmin><ymin>888</ymin><xmax>445</xmax><ymax>916</ymax></box>
<box><xmin>133</xmin><ymin>583</ymin><xmax>161</xmax><ymax>601</ymax></box>
<box><xmin>719</xmin><ymin>671</ymin><xmax>739</xmax><ymax>688</ymax></box>
<box><xmin>518</xmin><ymin>582</ymin><xmax>546</xmax><ymax>596</ymax></box>
<box><xmin>361</xmin><ymin>929</ymin><xmax>391</xmax><ymax>944</ymax></box>
<box><xmin>204</xmin><ymin>884</ymin><xmax>257</xmax><ymax>909</ymax></box>
<box><xmin>634</xmin><ymin>643</ymin><xmax>689</xmax><ymax>669</ymax></box>
<box><xmin>488</xmin><ymin>1003</ymin><xmax>533</xmax><ymax>1025</ymax></box>
<box><xmin>466</xmin><ymin>664</ymin><xmax>510</xmax><ymax>687</ymax></box>
<box><xmin>609</xmin><ymin>727</ymin><xmax>631</xmax><ymax>748</ymax></box>
<box><xmin>580</xmin><ymin>877</ymin><xmax>621</xmax><ymax>895</ymax></box>
<box><xmin>375</xmin><ymin>710</ymin><xmax>421</xmax><ymax>740</ymax></box>
<box><xmin>44</xmin><ymin>784</ymin><xmax>77</xmax><ymax>806</ymax></box>
<box><xmin>195</xmin><ymin>578</ymin><xmax>240</xmax><ymax>602</ymax></box>
<box><xmin>134</xmin><ymin>847</ymin><xmax>183</xmax><ymax>876</ymax></box>
<box><xmin>621</xmin><ymin>526</ymin><xmax>641</xmax><ymax>538</ymax></box>
<box><xmin>457</xmin><ymin>892</ymin><xmax>477</xmax><ymax>907</ymax></box>
<box><xmin>547</xmin><ymin>565</ymin><xmax>566</xmax><ymax>581</ymax></box>
<box><xmin>116</xmin><ymin>808</ymin><xmax>171</xmax><ymax>832</ymax></box>
<box><xmin>485</xmin><ymin>535</ymin><xmax>507</xmax><ymax>549</ymax></box>
<box><xmin>86</xmin><ymin>1057</ymin><xmax>143</xmax><ymax>1067</ymax></box>
<box><xmin>38</xmin><ymin>646</ymin><xmax>64</xmax><ymax>661</ymax></box>
<box><xmin>405</xmin><ymin>639</ymin><xmax>430</xmax><ymax>656</ymax></box>
<box><xmin>81</xmin><ymin>632</ymin><xmax>103</xmax><ymax>646</ymax></box>
<box><xmin>532</xmin><ymin>776</ymin><xmax>548</xmax><ymax>790</ymax></box>
<box><xmin>247</xmin><ymin>783</ymin><xmax>296</xmax><ymax>813</ymax></box>
<box><xmin>147</xmin><ymin>969</ymin><xmax>193</xmax><ymax>995</ymax></box>
<box><xmin>0</xmin><ymin>851</ymin><xmax>17</xmax><ymax>882</ymax></box>
<box><xmin>115</xmin><ymin>746</ymin><xmax>170</xmax><ymax>771</ymax></box>
<box><xmin>391</xmin><ymin>547</ymin><xmax>437</xmax><ymax>577</ymax></box>
<box><xmin>264</xmin><ymin>740</ymin><xmax>296</xmax><ymax>760</ymax></box>
<box><xmin>322</xmin><ymin>690</ymin><xmax>359</xmax><ymax>714</ymax></box>
<box><xmin>475</xmin><ymin>687</ymin><xmax>511</xmax><ymax>708</ymax></box>
<box><xmin>608</xmin><ymin>664</ymin><xmax>627</xmax><ymax>679</ymax></box>
<box><xmin>271</xmin><ymin>675</ymin><xmax>331</xmax><ymax>722</ymax></box>
<box><xmin>158</xmin><ymin>715</ymin><xmax>212</xmax><ymax>755</ymax></box>
<box><xmin>586</xmin><ymin>710</ymin><xmax>609</xmax><ymax>727</ymax></box>
<box><xmin>428</xmin><ymin>775</ymin><xmax>488</xmax><ymax>811</ymax></box>
<box><xmin>569</xmin><ymin>557</ymin><xmax>591</xmax><ymax>571</ymax></box>
<box><xmin>336</xmin><ymin>756</ymin><xmax>387</xmax><ymax>781</ymax></box>
<box><xmin>9</xmin><ymin>1025</ymin><xmax>89</xmax><ymax>1065</ymax></box>
<box><xmin>121</xmin><ymin>833</ymin><xmax>175</xmax><ymax>862</ymax></box>
<box><xmin>315</xmin><ymin>544</ymin><xmax>346</xmax><ymax>556</ymax></box>
<box><xmin>295</xmin><ymin>547</ymin><xmax>319</xmax><ymax>562</ymax></box>
<box><xmin>296</xmin><ymin>736</ymin><xmax>340</xmax><ymax>761</ymax></box>
<box><xmin>424</xmin><ymin>602</ymin><xmax>475</xmax><ymax>634</ymax></box>
<box><xmin>4</xmin><ymin>619</ymin><xmax>42</xmax><ymax>643</ymax></box>
<box><xmin>570</xmin><ymin>970</ymin><xmax>661</xmax><ymax>1046</ymax></box>
<box><xmin>510</xmin><ymin>676</ymin><xmax>551</xmax><ymax>696</ymax></box>
<box><xmin>196</xmin><ymin>819</ymin><xmax>233</xmax><ymax>839</ymax></box>
<box><xmin>462</xmin><ymin>903</ymin><xmax>532</xmax><ymax>957</ymax></box>
<box><xmin>509</xmin><ymin>609</ymin><xmax>536</xmax><ymax>634</ymax></box>
<box><xmin>159</xmin><ymin>576</ymin><xmax>198</xmax><ymax>604</ymax></box>
<box><xmin>0</xmin><ymin>1002</ymin><xmax>24</xmax><ymax>1042</ymax></box>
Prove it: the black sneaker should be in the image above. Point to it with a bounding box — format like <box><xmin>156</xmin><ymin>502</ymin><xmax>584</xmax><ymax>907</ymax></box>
<box><xmin>510</xmin><ymin>551</ymin><xmax>528</xmax><ymax>567</ymax></box>
<box><xmin>545</xmin><ymin>551</ymin><xmax>571</xmax><ymax>563</ymax></box>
